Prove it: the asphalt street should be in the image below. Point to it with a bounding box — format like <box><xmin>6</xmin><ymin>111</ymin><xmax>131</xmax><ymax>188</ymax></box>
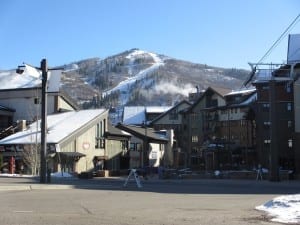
<box><xmin>0</xmin><ymin>176</ymin><xmax>299</xmax><ymax>225</ymax></box>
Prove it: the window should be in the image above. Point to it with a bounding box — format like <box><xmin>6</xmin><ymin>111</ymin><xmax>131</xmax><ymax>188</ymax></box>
<box><xmin>262</xmin><ymin>103</ymin><xmax>270</xmax><ymax>112</ymax></box>
<box><xmin>192</xmin><ymin>136</ymin><xmax>198</xmax><ymax>143</ymax></box>
<box><xmin>286</xmin><ymin>83</ymin><xmax>291</xmax><ymax>93</ymax></box>
<box><xmin>288</xmin><ymin>120</ymin><xmax>292</xmax><ymax>128</ymax></box>
<box><xmin>95</xmin><ymin>120</ymin><xmax>105</xmax><ymax>149</ymax></box>
<box><xmin>262</xmin><ymin>86</ymin><xmax>269</xmax><ymax>90</ymax></box>
<box><xmin>240</xmin><ymin>120</ymin><xmax>247</xmax><ymax>126</ymax></box>
<box><xmin>264</xmin><ymin>139</ymin><xmax>271</xmax><ymax>144</ymax></box>
<box><xmin>191</xmin><ymin>113</ymin><xmax>198</xmax><ymax>121</ymax></box>
<box><xmin>287</xmin><ymin>103</ymin><xmax>292</xmax><ymax>111</ymax></box>
<box><xmin>263</xmin><ymin>121</ymin><xmax>271</xmax><ymax>127</ymax></box>
<box><xmin>34</xmin><ymin>97</ymin><xmax>40</xmax><ymax>104</ymax></box>
<box><xmin>288</xmin><ymin>139</ymin><xmax>293</xmax><ymax>148</ymax></box>
<box><xmin>130</xmin><ymin>143</ymin><xmax>136</xmax><ymax>151</ymax></box>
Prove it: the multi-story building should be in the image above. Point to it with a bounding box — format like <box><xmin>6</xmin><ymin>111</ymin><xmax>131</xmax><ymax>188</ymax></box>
<box><xmin>252</xmin><ymin>65</ymin><xmax>295</xmax><ymax>178</ymax></box>
<box><xmin>293</xmin><ymin>63</ymin><xmax>300</xmax><ymax>176</ymax></box>
<box><xmin>202</xmin><ymin>88</ymin><xmax>257</xmax><ymax>170</ymax></box>
<box><xmin>181</xmin><ymin>87</ymin><xmax>231</xmax><ymax>169</ymax></box>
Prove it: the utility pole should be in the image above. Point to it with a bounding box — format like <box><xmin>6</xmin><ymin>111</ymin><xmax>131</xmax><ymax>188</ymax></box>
<box><xmin>40</xmin><ymin>59</ymin><xmax>48</xmax><ymax>183</ymax></box>
<box><xmin>269</xmin><ymin>78</ymin><xmax>280</xmax><ymax>181</ymax></box>
<box><xmin>142</xmin><ymin>120</ymin><xmax>148</xmax><ymax>168</ymax></box>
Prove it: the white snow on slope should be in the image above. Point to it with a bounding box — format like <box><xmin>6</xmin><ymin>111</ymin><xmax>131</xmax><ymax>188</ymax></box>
<box><xmin>256</xmin><ymin>194</ymin><xmax>300</xmax><ymax>224</ymax></box>
<box><xmin>102</xmin><ymin>50</ymin><xmax>164</xmax><ymax>104</ymax></box>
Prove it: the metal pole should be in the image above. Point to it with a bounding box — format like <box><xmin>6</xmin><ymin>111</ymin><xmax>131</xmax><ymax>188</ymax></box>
<box><xmin>40</xmin><ymin>59</ymin><xmax>48</xmax><ymax>183</ymax></box>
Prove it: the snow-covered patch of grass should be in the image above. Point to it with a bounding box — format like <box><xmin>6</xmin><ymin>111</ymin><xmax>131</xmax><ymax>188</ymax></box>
<box><xmin>51</xmin><ymin>172</ymin><xmax>74</xmax><ymax>178</ymax></box>
<box><xmin>0</xmin><ymin>173</ymin><xmax>35</xmax><ymax>178</ymax></box>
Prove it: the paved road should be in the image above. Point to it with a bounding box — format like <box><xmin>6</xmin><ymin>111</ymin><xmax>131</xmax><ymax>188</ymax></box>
<box><xmin>0</xmin><ymin>176</ymin><xmax>299</xmax><ymax>225</ymax></box>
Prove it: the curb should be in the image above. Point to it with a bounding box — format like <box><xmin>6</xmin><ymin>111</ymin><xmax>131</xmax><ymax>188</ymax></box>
<box><xmin>0</xmin><ymin>185</ymin><xmax>31</xmax><ymax>191</ymax></box>
<box><xmin>0</xmin><ymin>184</ymin><xmax>74</xmax><ymax>191</ymax></box>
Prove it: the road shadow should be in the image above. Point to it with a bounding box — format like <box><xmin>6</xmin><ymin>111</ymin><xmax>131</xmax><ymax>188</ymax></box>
<box><xmin>1</xmin><ymin>176</ymin><xmax>300</xmax><ymax>195</ymax></box>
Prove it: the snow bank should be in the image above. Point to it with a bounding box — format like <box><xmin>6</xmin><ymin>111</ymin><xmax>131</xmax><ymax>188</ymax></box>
<box><xmin>256</xmin><ymin>194</ymin><xmax>300</xmax><ymax>224</ymax></box>
<box><xmin>51</xmin><ymin>172</ymin><xmax>74</xmax><ymax>178</ymax></box>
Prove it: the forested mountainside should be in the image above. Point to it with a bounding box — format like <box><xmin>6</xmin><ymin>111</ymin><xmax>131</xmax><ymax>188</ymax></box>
<box><xmin>60</xmin><ymin>49</ymin><xmax>249</xmax><ymax>108</ymax></box>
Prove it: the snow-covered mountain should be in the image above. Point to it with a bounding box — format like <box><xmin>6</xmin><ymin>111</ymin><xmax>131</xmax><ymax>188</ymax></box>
<box><xmin>60</xmin><ymin>48</ymin><xmax>250</xmax><ymax>108</ymax></box>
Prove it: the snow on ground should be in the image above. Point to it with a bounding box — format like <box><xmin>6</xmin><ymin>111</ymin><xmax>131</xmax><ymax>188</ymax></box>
<box><xmin>51</xmin><ymin>172</ymin><xmax>74</xmax><ymax>178</ymax></box>
<box><xmin>256</xmin><ymin>194</ymin><xmax>300</xmax><ymax>224</ymax></box>
<box><xmin>0</xmin><ymin>173</ymin><xmax>35</xmax><ymax>178</ymax></box>
<box><xmin>0</xmin><ymin>172</ymin><xmax>74</xmax><ymax>178</ymax></box>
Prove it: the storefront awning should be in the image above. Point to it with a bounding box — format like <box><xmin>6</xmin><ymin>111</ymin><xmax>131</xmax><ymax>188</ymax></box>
<box><xmin>58</xmin><ymin>152</ymin><xmax>86</xmax><ymax>158</ymax></box>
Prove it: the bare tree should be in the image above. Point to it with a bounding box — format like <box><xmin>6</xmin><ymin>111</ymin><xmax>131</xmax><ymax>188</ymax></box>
<box><xmin>22</xmin><ymin>95</ymin><xmax>41</xmax><ymax>175</ymax></box>
<box><xmin>23</xmin><ymin>143</ymin><xmax>40</xmax><ymax>175</ymax></box>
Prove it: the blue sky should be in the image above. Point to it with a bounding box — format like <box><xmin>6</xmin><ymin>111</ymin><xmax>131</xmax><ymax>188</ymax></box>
<box><xmin>0</xmin><ymin>0</ymin><xmax>299</xmax><ymax>70</ymax></box>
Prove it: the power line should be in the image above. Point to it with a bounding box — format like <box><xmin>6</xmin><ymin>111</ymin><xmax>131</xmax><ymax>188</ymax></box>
<box><xmin>257</xmin><ymin>13</ymin><xmax>300</xmax><ymax>65</ymax></box>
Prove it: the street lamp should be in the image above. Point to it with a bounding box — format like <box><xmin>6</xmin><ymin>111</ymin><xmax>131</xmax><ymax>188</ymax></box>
<box><xmin>17</xmin><ymin>59</ymin><xmax>57</xmax><ymax>183</ymax></box>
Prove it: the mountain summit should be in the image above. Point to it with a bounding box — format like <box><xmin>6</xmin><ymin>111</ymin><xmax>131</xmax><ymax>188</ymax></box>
<box><xmin>61</xmin><ymin>49</ymin><xmax>249</xmax><ymax>108</ymax></box>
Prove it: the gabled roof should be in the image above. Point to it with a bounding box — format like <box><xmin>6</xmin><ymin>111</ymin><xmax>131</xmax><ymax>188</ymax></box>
<box><xmin>59</xmin><ymin>90</ymin><xmax>80</xmax><ymax>110</ymax></box>
<box><xmin>150</xmin><ymin>100</ymin><xmax>191</xmax><ymax>125</ymax></box>
<box><xmin>116</xmin><ymin>123</ymin><xmax>168</xmax><ymax>144</ymax></box>
<box><xmin>105</xmin><ymin>123</ymin><xmax>131</xmax><ymax>139</ymax></box>
<box><xmin>211</xmin><ymin>86</ymin><xmax>232</xmax><ymax>97</ymax></box>
<box><xmin>202</xmin><ymin>92</ymin><xmax>257</xmax><ymax>111</ymax></box>
<box><xmin>0</xmin><ymin>109</ymin><xmax>107</xmax><ymax>145</ymax></box>
<box><xmin>185</xmin><ymin>86</ymin><xmax>231</xmax><ymax>113</ymax></box>
<box><xmin>224</xmin><ymin>88</ymin><xmax>256</xmax><ymax>97</ymax></box>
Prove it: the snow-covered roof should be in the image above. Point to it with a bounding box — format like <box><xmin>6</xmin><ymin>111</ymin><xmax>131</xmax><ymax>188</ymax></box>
<box><xmin>0</xmin><ymin>109</ymin><xmax>106</xmax><ymax>145</ymax></box>
<box><xmin>146</xmin><ymin>106</ymin><xmax>172</xmax><ymax>113</ymax></box>
<box><xmin>239</xmin><ymin>92</ymin><xmax>257</xmax><ymax>105</ymax></box>
<box><xmin>252</xmin><ymin>68</ymin><xmax>293</xmax><ymax>84</ymax></box>
<box><xmin>123</xmin><ymin>106</ymin><xmax>146</xmax><ymax>125</ymax></box>
<box><xmin>225</xmin><ymin>88</ymin><xmax>256</xmax><ymax>96</ymax></box>
<box><xmin>123</xmin><ymin>106</ymin><xmax>171</xmax><ymax>125</ymax></box>
<box><xmin>0</xmin><ymin>64</ymin><xmax>61</xmax><ymax>92</ymax></box>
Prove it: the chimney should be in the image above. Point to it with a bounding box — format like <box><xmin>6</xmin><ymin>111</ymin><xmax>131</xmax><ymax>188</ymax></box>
<box><xmin>17</xmin><ymin>120</ymin><xmax>27</xmax><ymax>131</ymax></box>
